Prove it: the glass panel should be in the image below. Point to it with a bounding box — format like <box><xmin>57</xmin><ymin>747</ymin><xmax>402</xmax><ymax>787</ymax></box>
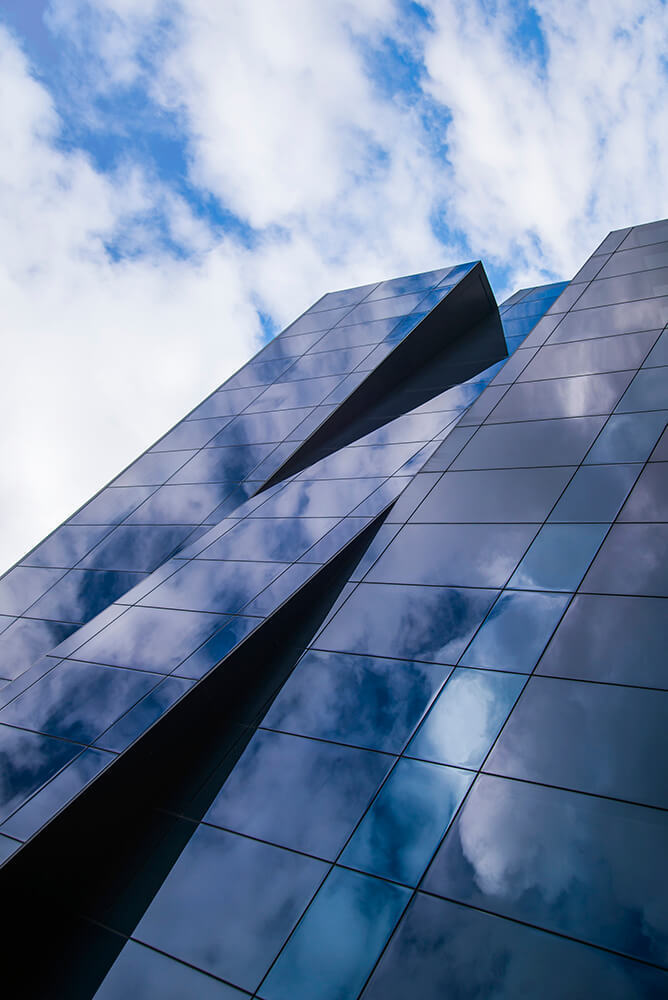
<box><xmin>249</xmin><ymin>479</ymin><xmax>385</xmax><ymax>518</ymax></box>
<box><xmin>615</xmin><ymin>368</ymin><xmax>668</xmax><ymax>412</ymax></box>
<box><xmin>169</xmin><ymin>445</ymin><xmax>273</xmax><ymax>483</ymax></box>
<box><xmin>113</xmin><ymin>451</ymin><xmax>195</xmax><ymax>487</ymax></box>
<box><xmin>0</xmin><ymin>659</ymin><xmax>159</xmax><ymax>743</ymax></box>
<box><xmin>26</xmin><ymin>569</ymin><xmax>144</xmax><ymax>624</ymax></box>
<box><xmin>518</xmin><ymin>331</ymin><xmax>657</xmax><ymax>380</ymax></box>
<box><xmin>573</xmin><ymin>267</ymin><xmax>668</xmax><ymax>308</ymax></box>
<box><xmin>138</xmin><ymin>559</ymin><xmax>288</xmax><ymax>614</ymax></box>
<box><xmin>150</xmin><ymin>417</ymin><xmax>232</xmax><ymax>452</ymax></box>
<box><xmin>199</xmin><ymin>517</ymin><xmax>338</xmax><ymax>562</ymax></box>
<box><xmin>71</xmin><ymin>605</ymin><xmax>228</xmax><ymax>672</ymax></box>
<box><xmin>186</xmin><ymin>387</ymin><xmax>264</xmax><ymax>420</ymax></box>
<box><xmin>0</xmin><ymin>566</ymin><xmax>67</xmax><ymax>616</ymax></box>
<box><xmin>407</xmin><ymin>667</ymin><xmax>524</xmax><ymax>768</ymax></box>
<box><xmin>22</xmin><ymin>525</ymin><xmax>112</xmax><ymax>568</ymax></box>
<box><xmin>204</xmin><ymin>729</ymin><xmax>390</xmax><ymax>858</ymax></box>
<box><xmin>260</xmin><ymin>866</ymin><xmax>409</xmax><ymax>1000</ymax></box>
<box><xmin>363</xmin><ymin>893</ymin><xmax>668</xmax><ymax>1000</ymax></box>
<box><xmin>486</xmin><ymin>373</ymin><xmax>634</xmax><ymax>422</ymax></box>
<box><xmin>0</xmin><ymin>619</ymin><xmax>78</xmax><ymax>681</ymax></box>
<box><xmin>92</xmin><ymin>940</ymin><xmax>245</xmax><ymax>999</ymax></box>
<box><xmin>242</xmin><ymin>564</ymin><xmax>318</xmax><ymax>617</ymax></box>
<box><xmin>95</xmin><ymin>676</ymin><xmax>194</xmax><ymax>753</ymax></box>
<box><xmin>460</xmin><ymin>591</ymin><xmax>569</xmax><ymax>672</ymax></box>
<box><xmin>314</xmin><ymin>583</ymin><xmax>498</xmax><ymax>665</ymax></box>
<box><xmin>69</xmin><ymin>487</ymin><xmax>155</xmax><ymax>525</ymax></box>
<box><xmin>211</xmin><ymin>408</ymin><xmax>312</xmax><ymax>445</ymax></box>
<box><xmin>547</xmin><ymin>298</ymin><xmax>668</xmax><ymax>343</ymax></box>
<box><xmin>341</xmin><ymin>291</ymin><xmax>429</xmax><ymax>325</ymax></box>
<box><xmin>616</xmin><ymin>463</ymin><xmax>668</xmax><ymax>521</ymax></box>
<box><xmin>421</xmin><ymin>427</ymin><xmax>476</xmax><ymax>472</ymax></box>
<box><xmin>126</xmin><ymin>483</ymin><xmax>237</xmax><ymax>525</ymax></box>
<box><xmin>582</xmin><ymin>524</ymin><xmax>668</xmax><ymax>596</ymax></box>
<box><xmin>246</xmin><ymin>377</ymin><xmax>344</xmax><ymax>413</ymax></box>
<box><xmin>643</xmin><ymin>328</ymin><xmax>668</xmax><ymax>367</ymax></box>
<box><xmin>619</xmin><ymin>219</ymin><xmax>668</xmax><ymax>249</ymax></box>
<box><xmin>424</xmin><ymin>773</ymin><xmax>668</xmax><ymax>965</ymax></box>
<box><xmin>548</xmin><ymin>464</ymin><xmax>640</xmax><ymax>522</ymax></box>
<box><xmin>310</xmin><ymin>282</ymin><xmax>378</xmax><ymax>312</ymax></box>
<box><xmin>277</xmin><ymin>347</ymin><xmax>372</xmax><ymax>381</ymax></box>
<box><xmin>367</xmin><ymin>523</ymin><xmax>536</xmax><ymax>589</ymax></box>
<box><xmin>262</xmin><ymin>650</ymin><xmax>449</xmax><ymax>753</ymax></box>
<box><xmin>598</xmin><ymin>241</ymin><xmax>668</xmax><ymax>278</ymax></box>
<box><xmin>537</xmin><ymin>594</ymin><xmax>668</xmax><ymax>688</ymax></box>
<box><xmin>488</xmin><ymin>676</ymin><xmax>668</xmax><ymax>808</ymax></box>
<box><xmin>78</xmin><ymin>525</ymin><xmax>192</xmax><ymax>572</ymax></box>
<box><xmin>341</xmin><ymin>758</ymin><xmax>472</xmax><ymax>885</ymax></box>
<box><xmin>134</xmin><ymin>824</ymin><xmax>327</xmax><ymax>991</ymax></box>
<box><xmin>411</xmin><ymin>468</ymin><xmax>573</xmax><ymax>522</ymax></box>
<box><xmin>452</xmin><ymin>417</ymin><xmax>605</xmax><ymax>469</ymax></box>
<box><xmin>507</xmin><ymin>524</ymin><xmax>609</xmax><ymax>591</ymax></box>
<box><xmin>0</xmin><ymin>724</ymin><xmax>81</xmax><ymax>823</ymax></box>
<box><xmin>584</xmin><ymin>411</ymin><xmax>668</xmax><ymax>463</ymax></box>
<box><xmin>0</xmin><ymin>747</ymin><xmax>113</xmax><ymax>841</ymax></box>
<box><xmin>367</xmin><ymin>268</ymin><xmax>452</xmax><ymax>299</ymax></box>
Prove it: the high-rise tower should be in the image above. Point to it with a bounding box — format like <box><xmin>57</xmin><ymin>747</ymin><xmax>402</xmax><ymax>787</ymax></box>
<box><xmin>0</xmin><ymin>220</ymin><xmax>667</xmax><ymax>998</ymax></box>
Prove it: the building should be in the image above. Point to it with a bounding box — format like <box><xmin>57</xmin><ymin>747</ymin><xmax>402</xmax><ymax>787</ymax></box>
<box><xmin>0</xmin><ymin>220</ymin><xmax>667</xmax><ymax>998</ymax></box>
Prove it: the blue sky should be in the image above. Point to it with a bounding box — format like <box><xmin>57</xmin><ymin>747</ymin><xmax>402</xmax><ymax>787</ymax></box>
<box><xmin>0</xmin><ymin>0</ymin><xmax>667</xmax><ymax>571</ymax></box>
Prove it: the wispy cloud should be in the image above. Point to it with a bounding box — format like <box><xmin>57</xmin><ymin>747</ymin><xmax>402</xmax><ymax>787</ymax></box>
<box><xmin>0</xmin><ymin>0</ymin><xmax>667</xmax><ymax>573</ymax></box>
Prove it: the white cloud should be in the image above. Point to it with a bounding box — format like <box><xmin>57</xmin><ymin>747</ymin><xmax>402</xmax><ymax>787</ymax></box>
<box><xmin>1</xmin><ymin>0</ymin><xmax>667</xmax><ymax>574</ymax></box>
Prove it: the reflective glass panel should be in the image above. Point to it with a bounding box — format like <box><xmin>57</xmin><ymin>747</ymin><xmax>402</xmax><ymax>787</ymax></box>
<box><xmin>582</xmin><ymin>524</ymin><xmax>668</xmax><ymax>596</ymax></box>
<box><xmin>548</xmin><ymin>464</ymin><xmax>640</xmax><ymax>522</ymax></box>
<box><xmin>341</xmin><ymin>758</ymin><xmax>472</xmax><ymax>885</ymax></box>
<box><xmin>508</xmin><ymin>524</ymin><xmax>609</xmax><ymax>591</ymax></box>
<box><xmin>260</xmin><ymin>866</ymin><xmax>409</xmax><ymax>1000</ymax></box>
<box><xmin>424</xmin><ymin>774</ymin><xmax>668</xmax><ymax>965</ymax></box>
<box><xmin>138</xmin><ymin>559</ymin><xmax>288</xmax><ymax>613</ymax></box>
<box><xmin>488</xmin><ymin>676</ymin><xmax>668</xmax><ymax>808</ymax></box>
<box><xmin>200</xmin><ymin>517</ymin><xmax>338</xmax><ymax>562</ymax></box>
<box><xmin>262</xmin><ymin>650</ymin><xmax>449</xmax><ymax>753</ymax></box>
<box><xmin>169</xmin><ymin>445</ymin><xmax>273</xmax><ymax>483</ymax></box>
<box><xmin>548</xmin><ymin>298</ymin><xmax>668</xmax><ymax>342</ymax></box>
<box><xmin>615</xmin><ymin>368</ymin><xmax>668</xmax><ymax>411</ymax></box>
<box><xmin>460</xmin><ymin>590</ymin><xmax>569</xmax><ymax>672</ymax></box>
<box><xmin>584</xmin><ymin>411</ymin><xmax>668</xmax><ymax>463</ymax></box>
<box><xmin>0</xmin><ymin>724</ymin><xmax>81</xmax><ymax>823</ymax></box>
<box><xmin>134</xmin><ymin>824</ymin><xmax>327</xmax><ymax>991</ymax></box>
<box><xmin>487</xmin><ymin>372</ymin><xmax>634</xmax><ymax>422</ymax></box>
<box><xmin>26</xmin><ymin>569</ymin><xmax>143</xmax><ymax>623</ymax></box>
<box><xmin>407</xmin><ymin>667</ymin><xmax>525</xmax><ymax>768</ymax></box>
<box><xmin>92</xmin><ymin>940</ymin><xmax>245</xmax><ymax>999</ymax></box>
<box><xmin>363</xmin><ymin>893</ymin><xmax>668</xmax><ymax>1000</ymax></box>
<box><xmin>367</xmin><ymin>523</ymin><xmax>536</xmax><ymax>588</ymax></box>
<box><xmin>618</xmin><ymin>461</ymin><xmax>668</xmax><ymax>521</ymax></box>
<box><xmin>518</xmin><ymin>331</ymin><xmax>657</xmax><ymax>380</ymax></box>
<box><xmin>95</xmin><ymin>676</ymin><xmax>193</xmax><ymax>753</ymax></box>
<box><xmin>78</xmin><ymin>525</ymin><xmax>193</xmax><ymax>572</ymax></box>
<box><xmin>314</xmin><ymin>583</ymin><xmax>497</xmax><ymax>664</ymax></box>
<box><xmin>452</xmin><ymin>417</ymin><xmax>605</xmax><ymax>470</ymax></box>
<box><xmin>537</xmin><ymin>594</ymin><xmax>668</xmax><ymax>687</ymax></box>
<box><xmin>411</xmin><ymin>468</ymin><xmax>572</xmax><ymax>522</ymax></box>
<box><xmin>204</xmin><ymin>729</ymin><xmax>390</xmax><ymax>857</ymax></box>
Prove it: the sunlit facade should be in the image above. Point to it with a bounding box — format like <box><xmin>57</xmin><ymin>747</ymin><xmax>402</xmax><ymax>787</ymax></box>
<box><xmin>0</xmin><ymin>220</ymin><xmax>667</xmax><ymax>997</ymax></box>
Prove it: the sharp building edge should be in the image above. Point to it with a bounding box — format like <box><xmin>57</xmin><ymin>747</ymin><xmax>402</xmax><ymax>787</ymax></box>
<box><xmin>0</xmin><ymin>220</ymin><xmax>667</xmax><ymax>997</ymax></box>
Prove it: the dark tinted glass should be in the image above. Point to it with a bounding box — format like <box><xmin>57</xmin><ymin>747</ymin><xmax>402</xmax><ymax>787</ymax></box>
<box><xmin>0</xmin><ymin>566</ymin><xmax>66</xmax><ymax>616</ymax></box>
<box><xmin>426</xmin><ymin>773</ymin><xmax>668</xmax><ymax>965</ymax></box>
<box><xmin>508</xmin><ymin>524</ymin><xmax>608</xmax><ymax>591</ymax></box>
<box><xmin>249</xmin><ymin>478</ymin><xmax>385</xmax><ymax>518</ymax></box>
<box><xmin>92</xmin><ymin>940</ymin><xmax>245</xmax><ymax>999</ymax></box>
<box><xmin>341</xmin><ymin>758</ymin><xmax>471</xmax><ymax>885</ymax></box>
<box><xmin>134</xmin><ymin>824</ymin><xmax>327</xmax><ymax>991</ymax></box>
<box><xmin>138</xmin><ymin>558</ymin><xmax>287</xmax><ymax>613</ymax></box>
<box><xmin>21</xmin><ymin>525</ymin><xmax>112</xmax><ymax>568</ymax></box>
<box><xmin>643</xmin><ymin>328</ymin><xmax>668</xmax><ymax>367</ymax></box>
<box><xmin>488</xmin><ymin>676</ymin><xmax>668</xmax><ymax>808</ymax></box>
<box><xmin>598</xmin><ymin>241</ymin><xmax>668</xmax><ymax>277</ymax></box>
<box><xmin>200</xmin><ymin>517</ymin><xmax>337</xmax><ymax>562</ymax></box>
<box><xmin>0</xmin><ymin>619</ymin><xmax>78</xmax><ymax>681</ymax></box>
<box><xmin>518</xmin><ymin>331</ymin><xmax>657</xmax><ymax>380</ymax></box>
<box><xmin>262</xmin><ymin>650</ymin><xmax>449</xmax><ymax>753</ymax></box>
<box><xmin>113</xmin><ymin>451</ymin><xmax>195</xmax><ymax>487</ymax></box>
<box><xmin>582</xmin><ymin>524</ymin><xmax>668</xmax><ymax>596</ymax></box>
<box><xmin>0</xmin><ymin>724</ymin><xmax>81</xmax><ymax>823</ymax></box>
<box><xmin>367</xmin><ymin>523</ymin><xmax>536</xmax><ymax>588</ymax></box>
<box><xmin>1</xmin><ymin>746</ymin><xmax>113</xmax><ymax>841</ymax></box>
<box><xmin>26</xmin><ymin>569</ymin><xmax>143</xmax><ymax>624</ymax></box>
<box><xmin>211</xmin><ymin>408</ymin><xmax>311</xmax><ymax>445</ymax></box>
<box><xmin>460</xmin><ymin>590</ymin><xmax>569</xmax><ymax>672</ymax></box>
<box><xmin>537</xmin><ymin>594</ymin><xmax>668</xmax><ymax>687</ymax></box>
<box><xmin>620</xmin><ymin>219</ymin><xmax>668</xmax><ymax>248</ymax></box>
<box><xmin>260</xmin><ymin>866</ymin><xmax>409</xmax><ymax>1000</ymax></box>
<box><xmin>411</xmin><ymin>468</ymin><xmax>572</xmax><ymax>522</ymax></box>
<box><xmin>96</xmin><ymin>676</ymin><xmax>193</xmax><ymax>752</ymax></box>
<box><xmin>78</xmin><ymin>525</ymin><xmax>192</xmax><ymax>571</ymax></box>
<box><xmin>451</xmin><ymin>417</ymin><xmax>605</xmax><ymax>469</ymax></box>
<box><xmin>548</xmin><ymin>464</ymin><xmax>640</xmax><ymax>522</ymax></box>
<box><xmin>584</xmin><ymin>411</ymin><xmax>668</xmax><ymax>463</ymax></box>
<box><xmin>363</xmin><ymin>893</ymin><xmax>668</xmax><ymax>1000</ymax></box>
<box><xmin>72</xmin><ymin>605</ymin><xmax>227</xmax><ymax>672</ymax></box>
<box><xmin>126</xmin><ymin>483</ymin><xmax>236</xmax><ymax>524</ymax></box>
<box><xmin>169</xmin><ymin>445</ymin><xmax>272</xmax><ymax>483</ymax></box>
<box><xmin>548</xmin><ymin>298</ymin><xmax>668</xmax><ymax>342</ymax></box>
<box><xmin>573</xmin><ymin>267</ymin><xmax>668</xmax><ymax>308</ymax></box>
<box><xmin>616</xmin><ymin>368</ymin><xmax>668</xmax><ymax>411</ymax></box>
<box><xmin>0</xmin><ymin>659</ymin><xmax>158</xmax><ymax>743</ymax></box>
<box><xmin>618</xmin><ymin>462</ymin><xmax>668</xmax><ymax>520</ymax></box>
<box><xmin>246</xmin><ymin>377</ymin><xmax>344</xmax><ymax>412</ymax></box>
<box><xmin>204</xmin><ymin>729</ymin><xmax>390</xmax><ymax>857</ymax></box>
<box><xmin>315</xmin><ymin>583</ymin><xmax>497</xmax><ymax>664</ymax></box>
<box><xmin>487</xmin><ymin>373</ymin><xmax>634</xmax><ymax>422</ymax></box>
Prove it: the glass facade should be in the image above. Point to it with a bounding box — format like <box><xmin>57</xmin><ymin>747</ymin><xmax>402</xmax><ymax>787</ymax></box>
<box><xmin>0</xmin><ymin>224</ymin><xmax>667</xmax><ymax>997</ymax></box>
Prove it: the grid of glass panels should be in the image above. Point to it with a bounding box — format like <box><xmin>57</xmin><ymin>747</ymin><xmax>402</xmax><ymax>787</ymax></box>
<box><xmin>2</xmin><ymin>224</ymin><xmax>667</xmax><ymax>998</ymax></box>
